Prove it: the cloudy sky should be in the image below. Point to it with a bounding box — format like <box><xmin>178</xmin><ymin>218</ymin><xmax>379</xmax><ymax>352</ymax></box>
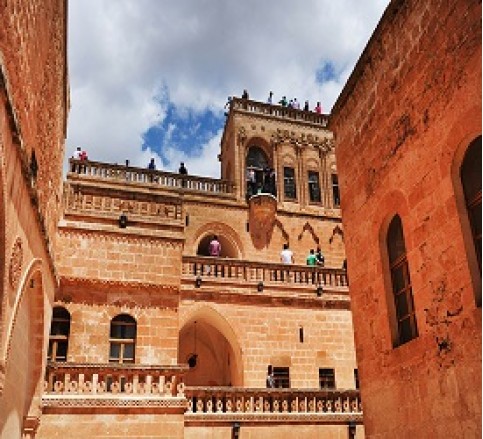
<box><xmin>67</xmin><ymin>0</ymin><xmax>389</xmax><ymax>178</ymax></box>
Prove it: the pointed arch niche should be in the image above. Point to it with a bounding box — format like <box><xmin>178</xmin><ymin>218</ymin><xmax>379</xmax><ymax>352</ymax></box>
<box><xmin>179</xmin><ymin>306</ymin><xmax>243</xmax><ymax>387</ymax></box>
<box><xmin>194</xmin><ymin>222</ymin><xmax>243</xmax><ymax>259</ymax></box>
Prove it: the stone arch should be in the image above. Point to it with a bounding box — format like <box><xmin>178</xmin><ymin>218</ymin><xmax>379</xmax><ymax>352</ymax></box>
<box><xmin>375</xmin><ymin>191</ymin><xmax>412</xmax><ymax>349</ymax></box>
<box><xmin>450</xmin><ymin>132</ymin><xmax>482</xmax><ymax>305</ymax></box>
<box><xmin>0</xmin><ymin>259</ymin><xmax>45</xmax><ymax>437</ymax></box>
<box><xmin>245</xmin><ymin>136</ymin><xmax>272</xmax><ymax>165</ymax></box>
<box><xmin>281</xmin><ymin>152</ymin><xmax>296</xmax><ymax>167</ymax></box>
<box><xmin>179</xmin><ymin>305</ymin><xmax>243</xmax><ymax>386</ymax></box>
<box><xmin>0</xmin><ymin>137</ymin><xmax>6</xmax><ymax>350</ymax></box>
<box><xmin>193</xmin><ymin>222</ymin><xmax>244</xmax><ymax>259</ymax></box>
<box><xmin>305</xmin><ymin>157</ymin><xmax>320</xmax><ymax>171</ymax></box>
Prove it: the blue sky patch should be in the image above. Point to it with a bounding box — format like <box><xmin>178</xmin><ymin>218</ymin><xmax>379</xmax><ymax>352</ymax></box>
<box><xmin>143</xmin><ymin>100</ymin><xmax>225</xmax><ymax>164</ymax></box>
<box><xmin>316</xmin><ymin>61</ymin><xmax>337</xmax><ymax>83</ymax></box>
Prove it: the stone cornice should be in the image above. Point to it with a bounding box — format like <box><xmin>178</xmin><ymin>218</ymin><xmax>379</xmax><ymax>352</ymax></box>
<box><xmin>58</xmin><ymin>277</ymin><xmax>180</xmax><ymax>308</ymax></box>
<box><xmin>57</xmin><ymin>225</ymin><xmax>185</xmax><ymax>244</ymax></box>
<box><xmin>184</xmin><ymin>412</ymin><xmax>363</xmax><ymax>424</ymax></box>
<box><xmin>180</xmin><ymin>287</ymin><xmax>350</xmax><ymax>311</ymax></box>
<box><xmin>42</xmin><ymin>395</ymin><xmax>188</xmax><ymax>413</ymax></box>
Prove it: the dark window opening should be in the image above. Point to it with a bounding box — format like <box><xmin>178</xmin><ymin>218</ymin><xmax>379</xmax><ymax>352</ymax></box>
<box><xmin>109</xmin><ymin>314</ymin><xmax>136</xmax><ymax>364</ymax></box>
<box><xmin>331</xmin><ymin>174</ymin><xmax>340</xmax><ymax>207</ymax></box>
<box><xmin>461</xmin><ymin>136</ymin><xmax>482</xmax><ymax>273</ymax></box>
<box><xmin>273</xmin><ymin>367</ymin><xmax>290</xmax><ymax>388</ymax></box>
<box><xmin>354</xmin><ymin>369</ymin><xmax>359</xmax><ymax>389</ymax></box>
<box><xmin>319</xmin><ymin>368</ymin><xmax>336</xmax><ymax>389</ymax></box>
<box><xmin>283</xmin><ymin>167</ymin><xmax>296</xmax><ymax>200</ymax></box>
<box><xmin>308</xmin><ymin>171</ymin><xmax>321</xmax><ymax>203</ymax></box>
<box><xmin>48</xmin><ymin>307</ymin><xmax>71</xmax><ymax>362</ymax></box>
<box><xmin>387</xmin><ymin>215</ymin><xmax>418</xmax><ymax>346</ymax></box>
<box><xmin>30</xmin><ymin>151</ymin><xmax>38</xmax><ymax>180</ymax></box>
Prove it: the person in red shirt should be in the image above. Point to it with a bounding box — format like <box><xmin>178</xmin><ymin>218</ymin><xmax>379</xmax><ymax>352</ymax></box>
<box><xmin>209</xmin><ymin>235</ymin><xmax>221</xmax><ymax>257</ymax></box>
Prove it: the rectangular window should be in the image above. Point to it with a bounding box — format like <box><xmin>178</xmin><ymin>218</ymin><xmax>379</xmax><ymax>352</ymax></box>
<box><xmin>319</xmin><ymin>368</ymin><xmax>336</xmax><ymax>389</ymax></box>
<box><xmin>273</xmin><ymin>367</ymin><xmax>290</xmax><ymax>388</ymax></box>
<box><xmin>283</xmin><ymin>167</ymin><xmax>297</xmax><ymax>200</ymax></box>
<box><xmin>331</xmin><ymin>174</ymin><xmax>340</xmax><ymax>207</ymax></box>
<box><xmin>308</xmin><ymin>171</ymin><xmax>321</xmax><ymax>203</ymax></box>
<box><xmin>354</xmin><ymin>369</ymin><xmax>359</xmax><ymax>389</ymax></box>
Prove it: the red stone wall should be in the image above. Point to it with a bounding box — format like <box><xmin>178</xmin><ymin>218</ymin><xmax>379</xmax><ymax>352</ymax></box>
<box><xmin>0</xmin><ymin>0</ymin><xmax>68</xmax><ymax>247</ymax></box>
<box><xmin>330</xmin><ymin>0</ymin><xmax>481</xmax><ymax>437</ymax></box>
<box><xmin>0</xmin><ymin>1</ymin><xmax>67</xmax><ymax>438</ymax></box>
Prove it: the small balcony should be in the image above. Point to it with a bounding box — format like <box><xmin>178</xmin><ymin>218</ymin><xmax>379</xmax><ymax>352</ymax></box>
<box><xmin>185</xmin><ymin>387</ymin><xmax>362</xmax><ymax>424</ymax></box>
<box><xmin>41</xmin><ymin>363</ymin><xmax>362</xmax><ymax>424</ymax></box>
<box><xmin>182</xmin><ymin>256</ymin><xmax>349</xmax><ymax>304</ymax></box>
<box><xmin>68</xmin><ymin>159</ymin><xmax>236</xmax><ymax>197</ymax></box>
<box><xmin>42</xmin><ymin>362</ymin><xmax>188</xmax><ymax>412</ymax></box>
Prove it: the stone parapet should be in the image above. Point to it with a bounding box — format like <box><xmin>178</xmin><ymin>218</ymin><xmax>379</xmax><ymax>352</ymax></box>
<box><xmin>185</xmin><ymin>386</ymin><xmax>362</xmax><ymax>424</ymax></box>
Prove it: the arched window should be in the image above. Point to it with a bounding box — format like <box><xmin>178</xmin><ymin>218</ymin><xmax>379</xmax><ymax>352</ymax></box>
<box><xmin>48</xmin><ymin>307</ymin><xmax>71</xmax><ymax>362</ymax></box>
<box><xmin>246</xmin><ymin>146</ymin><xmax>270</xmax><ymax>197</ymax></box>
<box><xmin>460</xmin><ymin>136</ymin><xmax>482</xmax><ymax>272</ymax></box>
<box><xmin>387</xmin><ymin>215</ymin><xmax>418</xmax><ymax>346</ymax></box>
<box><xmin>109</xmin><ymin>314</ymin><xmax>136</xmax><ymax>363</ymax></box>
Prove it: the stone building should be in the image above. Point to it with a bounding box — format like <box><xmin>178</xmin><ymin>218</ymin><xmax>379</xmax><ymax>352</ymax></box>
<box><xmin>37</xmin><ymin>98</ymin><xmax>360</xmax><ymax>438</ymax></box>
<box><xmin>330</xmin><ymin>0</ymin><xmax>481</xmax><ymax>438</ymax></box>
<box><xmin>2</xmin><ymin>0</ymin><xmax>480</xmax><ymax>438</ymax></box>
<box><xmin>0</xmin><ymin>2</ymin><xmax>361</xmax><ymax>437</ymax></box>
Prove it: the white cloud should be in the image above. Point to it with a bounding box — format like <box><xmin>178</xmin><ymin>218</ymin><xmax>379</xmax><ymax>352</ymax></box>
<box><xmin>67</xmin><ymin>0</ymin><xmax>390</xmax><ymax>177</ymax></box>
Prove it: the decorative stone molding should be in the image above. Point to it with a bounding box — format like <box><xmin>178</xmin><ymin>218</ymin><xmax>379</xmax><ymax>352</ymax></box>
<box><xmin>271</xmin><ymin>129</ymin><xmax>334</xmax><ymax>153</ymax></box>
<box><xmin>42</xmin><ymin>396</ymin><xmax>188</xmax><ymax>410</ymax></box>
<box><xmin>59</xmin><ymin>276</ymin><xmax>179</xmax><ymax>296</ymax></box>
<box><xmin>8</xmin><ymin>237</ymin><xmax>23</xmax><ymax>291</ymax></box>
<box><xmin>185</xmin><ymin>412</ymin><xmax>363</xmax><ymax>424</ymax></box>
<box><xmin>329</xmin><ymin>225</ymin><xmax>344</xmax><ymax>243</ymax></box>
<box><xmin>297</xmin><ymin>222</ymin><xmax>320</xmax><ymax>245</ymax></box>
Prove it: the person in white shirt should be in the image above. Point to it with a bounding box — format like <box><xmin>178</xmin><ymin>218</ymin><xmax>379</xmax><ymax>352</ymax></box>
<box><xmin>73</xmin><ymin>146</ymin><xmax>82</xmax><ymax>159</ymax></box>
<box><xmin>280</xmin><ymin>243</ymin><xmax>294</xmax><ymax>264</ymax></box>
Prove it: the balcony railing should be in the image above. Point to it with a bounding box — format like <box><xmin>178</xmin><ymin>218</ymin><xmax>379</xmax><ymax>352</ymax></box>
<box><xmin>42</xmin><ymin>362</ymin><xmax>188</xmax><ymax>410</ymax></box>
<box><xmin>182</xmin><ymin>256</ymin><xmax>348</xmax><ymax>289</ymax></box>
<box><xmin>230</xmin><ymin>97</ymin><xmax>329</xmax><ymax>126</ymax></box>
<box><xmin>68</xmin><ymin>159</ymin><xmax>236</xmax><ymax>196</ymax></box>
<box><xmin>185</xmin><ymin>387</ymin><xmax>362</xmax><ymax>422</ymax></box>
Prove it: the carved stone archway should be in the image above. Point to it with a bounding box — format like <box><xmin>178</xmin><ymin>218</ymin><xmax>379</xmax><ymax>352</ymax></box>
<box><xmin>179</xmin><ymin>305</ymin><xmax>243</xmax><ymax>387</ymax></box>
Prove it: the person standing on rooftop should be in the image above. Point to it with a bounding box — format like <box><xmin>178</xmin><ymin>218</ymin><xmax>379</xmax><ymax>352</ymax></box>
<box><xmin>315</xmin><ymin>102</ymin><xmax>322</xmax><ymax>114</ymax></box>
<box><xmin>267</xmin><ymin>91</ymin><xmax>274</xmax><ymax>104</ymax></box>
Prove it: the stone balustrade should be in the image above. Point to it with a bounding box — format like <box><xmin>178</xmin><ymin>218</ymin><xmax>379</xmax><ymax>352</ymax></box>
<box><xmin>68</xmin><ymin>159</ymin><xmax>236</xmax><ymax>195</ymax></box>
<box><xmin>230</xmin><ymin>97</ymin><xmax>329</xmax><ymax>126</ymax></box>
<box><xmin>43</xmin><ymin>362</ymin><xmax>188</xmax><ymax>409</ymax></box>
<box><xmin>182</xmin><ymin>256</ymin><xmax>348</xmax><ymax>289</ymax></box>
<box><xmin>185</xmin><ymin>387</ymin><xmax>362</xmax><ymax>422</ymax></box>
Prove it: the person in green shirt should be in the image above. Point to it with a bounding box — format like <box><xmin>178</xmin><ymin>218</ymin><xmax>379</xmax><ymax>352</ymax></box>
<box><xmin>306</xmin><ymin>249</ymin><xmax>317</xmax><ymax>266</ymax></box>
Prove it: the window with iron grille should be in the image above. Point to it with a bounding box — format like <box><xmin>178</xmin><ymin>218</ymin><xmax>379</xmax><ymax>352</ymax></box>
<box><xmin>308</xmin><ymin>171</ymin><xmax>321</xmax><ymax>203</ymax></box>
<box><xmin>109</xmin><ymin>314</ymin><xmax>136</xmax><ymax>363</ymax></box>
<box><xmin>319</xmin><ymin>368</ymin><xmax>336</xmax><ymax>389</ymax></box>
<box><xmin>283</xmin><ymin>167</ymin><xmax>296</xmax><ymax>200</ymax></box>
<box><xmin>273</xmin><ymin>367</ymin><xmax>290</xmax><ymax>388</ymax></box>
<box><xmin>387</xmin><ymin>215</ymin><xmax>418</xmax><ymax>346</ymax></box>
<box><xmin>48</xmin><ymin>307</ymin><xmax>71</xmax><ymax>362</ymax></box>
